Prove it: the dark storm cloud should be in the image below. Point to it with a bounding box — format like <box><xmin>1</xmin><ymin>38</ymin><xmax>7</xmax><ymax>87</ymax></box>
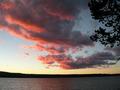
<box><xmin>0</xmin><ymin>0</ymin><xmax>117</xmax><ymax>69</ymax></box>
<box><xmin>0</xmin><ymin>0</ymin><xmax>94</xmax><ymax>47</ymax></box>
<box><xmin>38</xmin><ymin>52</ymin><xmax>117</xmax><ymax>69</ymax></box>
<box><xmin>106</xmin><ymin>46</ymin><xmax>120</xmax><ymax>56</ymax></box>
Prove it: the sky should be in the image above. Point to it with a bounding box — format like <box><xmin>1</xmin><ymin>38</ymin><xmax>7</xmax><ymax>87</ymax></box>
<box><xmin>0</xmin><ymin>0</ymin><xmax>120</xmax><ymax>74</ymax></box>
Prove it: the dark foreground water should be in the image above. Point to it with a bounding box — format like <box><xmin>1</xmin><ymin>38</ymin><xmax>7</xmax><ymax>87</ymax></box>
<box><xmin>0</xmin><ymin>76</ymin><xmax>120</xmax><ymax>90</ymax></box>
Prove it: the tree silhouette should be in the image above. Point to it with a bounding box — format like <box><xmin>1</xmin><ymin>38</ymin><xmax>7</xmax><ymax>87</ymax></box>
<box><xmin>88</xmin><ymin>0</ymin><xmax>120</xmax><ymax>47</ymax></box>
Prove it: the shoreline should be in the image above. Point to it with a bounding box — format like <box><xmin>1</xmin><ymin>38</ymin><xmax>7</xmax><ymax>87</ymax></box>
<box><xmin>0</xmin><ymin>71</ymin><xmax>120</xmax><ymax>78</ymax></box>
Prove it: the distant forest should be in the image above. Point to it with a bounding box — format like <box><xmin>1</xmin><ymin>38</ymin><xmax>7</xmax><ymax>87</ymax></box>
<box><xmin>0</xmin><ymin>71</ymin><xmax>120</xmax><ymax>78</ymax></box>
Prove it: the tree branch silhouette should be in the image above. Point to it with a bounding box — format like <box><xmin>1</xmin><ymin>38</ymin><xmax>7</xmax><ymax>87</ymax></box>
<box><xmin>88</xmin><ymin>0</ymin><xmax>120</xmax><ymax>47</ymax></box>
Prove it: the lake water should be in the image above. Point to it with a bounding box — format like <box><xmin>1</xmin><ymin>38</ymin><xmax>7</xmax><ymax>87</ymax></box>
<box><xmin>0</xmin><ymin>76</ymin><xmax>120</xmax><ymax>90</ymax></box>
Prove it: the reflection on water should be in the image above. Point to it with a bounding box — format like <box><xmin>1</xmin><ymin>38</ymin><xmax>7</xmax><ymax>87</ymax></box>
<box><xmin>0</xmin><ymin>77</ymin><xmax>120</xmax><ymax>90</ymax></box>
<box><xmin>0</xmin><ymin>78</ymin><xmax>73</xmax><ymax>90</ymax></box>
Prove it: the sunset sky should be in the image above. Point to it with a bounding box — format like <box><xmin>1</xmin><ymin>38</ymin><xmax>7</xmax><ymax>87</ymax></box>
<box><xmin>0</xmin><ymin>0</ymin><xmax>120</xmax><ymax>74</ymax></box>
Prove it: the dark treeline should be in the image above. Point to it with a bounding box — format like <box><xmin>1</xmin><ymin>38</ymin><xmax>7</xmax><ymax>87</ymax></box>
<box><xmin>0</xmin><ymin>71</ymin><xmax>120</xmax><ymax>78</ymax></box>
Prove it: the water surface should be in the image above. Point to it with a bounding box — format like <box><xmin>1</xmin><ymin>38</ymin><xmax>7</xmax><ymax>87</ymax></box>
<box><xmin>0</xmin><ymin>76</ymin><xmax>120</xmax><ymax>90</ymax></box>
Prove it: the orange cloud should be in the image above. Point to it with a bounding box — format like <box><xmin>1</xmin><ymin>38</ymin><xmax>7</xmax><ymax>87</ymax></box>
<box><xmin>1</xmin><ymin>0</ymin><xmax>117</xmax><ymax>69</ymax></box>
<box><xmin>43</xmin><ymin>7</ymin><xmax>75</xmax><ymax>21</ymax></box>
<box><xmin>5</xmin><ymin>15</ymin><xmax>47</xmax><ymax>33</ymax></box>
<box><xmin>0</xmin><ymin>0</ymin><xmax>15</xmax><ymax>10</ymax></box>
<box><xmin>0</xmin><ymin>0</ymin><xmax>94</xmax><ymax>69</ymax></box>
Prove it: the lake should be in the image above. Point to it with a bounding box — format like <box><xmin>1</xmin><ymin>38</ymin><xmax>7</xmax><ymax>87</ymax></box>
<box><xmin>0</xmin><ymin>76</ymin><xmax>120</xmax><ymax>90</ymax></box>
